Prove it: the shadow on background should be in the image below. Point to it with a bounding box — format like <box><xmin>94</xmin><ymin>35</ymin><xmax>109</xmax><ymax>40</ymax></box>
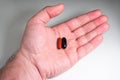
<box><xmin>0</xmin><ymin>9</ymin><xmax>34</xmax><ymax>68</ymax></box>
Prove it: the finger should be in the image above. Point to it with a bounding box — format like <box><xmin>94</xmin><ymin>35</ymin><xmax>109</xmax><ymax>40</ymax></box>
<box><xmin>77</xmin><ymin>35</ymin><xmax>103</xmax><ymax>59</ymax></box>
<box><xmin>74</xmin><ymin>15</ymin><xmax>108</xmax><ymax>39</ymax></box>
<box><xmin>53</xmin><ymin>10</ymin><xmax>102</xmax><ymax>40</ymax></box>
<box><xmin>77</xmin><ymin>23</ymin><xmax>109</xmax><ymax>46</ymax></box>
<box><xmin>65</xmin><ymin>9</ymin><xmax>102</xmax><ymax>31</ymax></box>
<box><xmin>29</xmin><ymin>4</ymin><xmax>64</xmax><ymax>24</ymax></box>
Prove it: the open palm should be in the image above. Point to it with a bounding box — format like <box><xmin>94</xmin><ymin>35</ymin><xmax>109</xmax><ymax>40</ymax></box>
<box><xmin>20</xmin><ymin>4</ymin><xmax>109</xmax><ymax>79</ymax></box>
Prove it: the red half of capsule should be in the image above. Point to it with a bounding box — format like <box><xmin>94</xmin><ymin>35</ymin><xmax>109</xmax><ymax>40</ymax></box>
<box><xmin>57</xmin><ymin>38</ymin><xmax>62</xmax><ymax>49</ymax></box>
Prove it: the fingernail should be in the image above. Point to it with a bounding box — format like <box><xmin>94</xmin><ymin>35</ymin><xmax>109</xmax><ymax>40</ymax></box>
<box><xmin>101</xmin><ymin>16</ymin><xmax>108</xmax><ymax>22</ymax></box>
<box><xmin>103</xmin><ymin>24</ymin><xmax>109</xmax><ymax>30</ymax></box>
<box><xmin>95</xmin><ymin>9</ymin><xmax>102</xmax><ymax>16</ymax></box>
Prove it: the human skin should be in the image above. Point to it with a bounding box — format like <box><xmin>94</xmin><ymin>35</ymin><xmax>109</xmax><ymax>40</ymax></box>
<box><xmin>0</xmin><ymin>4</ymin><xmax>109</xmax><ymax>80</ymax></box>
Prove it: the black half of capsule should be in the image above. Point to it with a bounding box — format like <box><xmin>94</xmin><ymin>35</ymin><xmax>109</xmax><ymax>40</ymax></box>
<box><xmin>62</xmin><ymin>37</ymin><xmax>67</xmax><ymax>49</ymax></box>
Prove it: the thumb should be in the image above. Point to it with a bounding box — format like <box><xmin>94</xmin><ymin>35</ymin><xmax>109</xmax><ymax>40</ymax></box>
<box><xmin>29</xmin><ymin>4</ymin><xmax>64</xmax><ymax>25</ymax></box>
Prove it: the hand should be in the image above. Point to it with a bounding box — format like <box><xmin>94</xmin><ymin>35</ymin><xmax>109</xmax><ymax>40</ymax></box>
<box><xmin>19</xmin><ymin>4</ymin><xmax>109</xmax><ymax>79</ymax></box>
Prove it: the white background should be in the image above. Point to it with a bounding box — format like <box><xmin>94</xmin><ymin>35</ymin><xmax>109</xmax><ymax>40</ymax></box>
<box><xmin>0</xmin><ymin>0</ymin><xmax>120</xmax><ymax>80</ymax></box>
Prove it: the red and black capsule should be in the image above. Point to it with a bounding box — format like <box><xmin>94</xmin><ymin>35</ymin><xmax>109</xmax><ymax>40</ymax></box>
<box><xmin>57</xmin><ymin>37</ymin><xmax>67</xmax><ymax>49</ymax></box>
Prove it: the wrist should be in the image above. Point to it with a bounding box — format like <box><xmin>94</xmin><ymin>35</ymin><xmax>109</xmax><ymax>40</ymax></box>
<box><xmin>0</xmin><ymin>51</ymin><xmax>43</xmax><ymax>80</ymax></box>
<box><xmin>19</xmin><ymin>47</ymin><xmax>48</xmax><ymax>79</ymax></box>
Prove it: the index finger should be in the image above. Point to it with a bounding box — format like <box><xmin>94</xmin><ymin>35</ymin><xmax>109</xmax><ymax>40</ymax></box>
<box><xmin>65</xmin><ymin>9</ymin><xmax>102</xmax><ymax>32</ymax></box>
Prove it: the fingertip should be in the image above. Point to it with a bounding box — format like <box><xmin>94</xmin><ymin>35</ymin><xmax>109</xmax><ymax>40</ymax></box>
<box><xmin>103</xmin><ymin>15</ymin><xmax>109</xmax><ymax>22</ymax></box>
<box><xmin>97</xmin><ymin>35</ymin><xmax>103</xmax><ymax>41</ymax></box>
<box><xmin>98</xmin><ymin>15</ymin><xmax>108</xmax><ymax>23</ymax></box>
<box><xmin>54</xmin><ymin>3</ymin><xmax>64</xmax><ymax>9</ymax></box>
<box><xmin>94</xmin><ymin>9</ymin><xmax>102</xmax><ymax>16</ymax></box>
<box><xmin>47</xmin><ymin>3</ymin><xmax>64</xmax><ymax>18</ymax></box>
<box><xmin>87</xmin><ymin>9</ymin><xmax>102</xmax><ymax>20</ymax></box>
<box><xmin>102</xmin><ymin>23</ymin><xmax>110</xmax><ymax>31</ymax></box>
